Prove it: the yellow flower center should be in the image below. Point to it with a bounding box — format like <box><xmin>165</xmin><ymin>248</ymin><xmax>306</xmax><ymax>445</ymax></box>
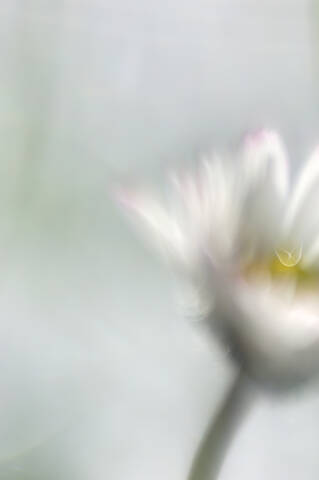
<box><xmin>243</xmin><ymin>245</ymin><xmax>319</xmax><ymax>289</ymax></box>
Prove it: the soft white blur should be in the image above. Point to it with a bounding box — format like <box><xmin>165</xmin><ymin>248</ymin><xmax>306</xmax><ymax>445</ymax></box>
<box><xmin>0</xmin><ymin>1</ymin><xmax>319</xmax><ymax>479</ymax></box>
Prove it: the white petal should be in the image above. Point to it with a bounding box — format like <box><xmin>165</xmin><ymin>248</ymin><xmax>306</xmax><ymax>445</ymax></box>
<box><xmin>238</xmin><ymin>130</ymin><xmax>289</xmax><ymax>254</ymax></box>
<box><xmin>286</xmin><ymin>147</ymin><xmax>319</xmax><ymax>225</ymax></box>
<box><xmin>169</xmin><ymin>169</ymin><xmax>203</xmax><ymax>235</ymax></box>
<box><xmin>285</xmin><ymin>146</ymin><xmax>319</xmax><ymax>249</ymax></box>
<box><xmin>169</xmin><ymin>158</ymin><xmax>238</xmax><ymax>263</ymax></box>
<box><xmin>302</xmin><ymin>235</ymin><xmax>319</xmax><ymax>267</ymax></box>
<box><xmin>200</xmin><ymin>155</ymin><xmax>230</xmax><ymax>220</ymax></box>
<box><xmin>199</xmin><ymin>156</ymin><xmax>241</xmax><ymax>261</ymax></box>
<box><xmin>113</xmin><ymin>184</ymin><xmax>190</xmax><ymax>262</ymax></box>
<box><xmin>242</xmin><ymin>129</ymin><xmax>289</xmax><ymax>200</ymax></box>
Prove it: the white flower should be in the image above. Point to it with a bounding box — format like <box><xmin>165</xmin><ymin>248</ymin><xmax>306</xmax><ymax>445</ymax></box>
<box><xmin>115</xmin><ymin>130</ymin><xmax>319</xmax><ymax>388</ymax></box>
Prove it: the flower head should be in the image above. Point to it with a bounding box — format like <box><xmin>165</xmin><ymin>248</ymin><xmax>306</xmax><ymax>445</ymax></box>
<box><xmin>115</xmin><ymin>130</ymin><xmax>319</xmax><ymax>389</ymax></box>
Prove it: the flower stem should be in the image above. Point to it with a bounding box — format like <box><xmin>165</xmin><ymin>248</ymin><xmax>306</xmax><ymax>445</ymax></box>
<box><xmin>187</xmin><ymin>369</ymin><xmax>252</xmax><ymax>480</ymax></box>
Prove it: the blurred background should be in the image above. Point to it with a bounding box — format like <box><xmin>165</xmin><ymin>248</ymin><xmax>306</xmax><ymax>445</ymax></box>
<box><xmin>1</xmin><ymin>0</ymin><xmax>319</xmax><ymax>478</ymax></box>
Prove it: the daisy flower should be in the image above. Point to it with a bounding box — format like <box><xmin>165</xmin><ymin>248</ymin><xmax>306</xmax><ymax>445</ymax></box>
<box><xmin>116</xmin><ymin>130</ymin><xmax>319</xmax><ymax>388</ymax></box>
<box><xmin>115</xmin><ymin>129</ymin><xmax>319</xmax><ymax>478</ymax></box>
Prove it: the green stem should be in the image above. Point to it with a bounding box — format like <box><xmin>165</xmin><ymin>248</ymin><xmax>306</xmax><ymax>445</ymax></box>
<box><xmin>187</xmin><ymin>369</ymin><xmax>252</xmax><ymax>480</ymax></box>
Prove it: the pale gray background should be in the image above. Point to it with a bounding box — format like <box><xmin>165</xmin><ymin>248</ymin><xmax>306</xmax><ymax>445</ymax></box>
<box><xmin>0</xmin><ymin>0</ymin><xmax>319</xmax><ymax>478</ymax></box>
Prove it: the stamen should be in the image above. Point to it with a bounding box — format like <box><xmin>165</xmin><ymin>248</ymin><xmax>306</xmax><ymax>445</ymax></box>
<box><xmin>275</xmin><ymin>245</ymin><xmax>303</xmax><ymax>268</ymax></box>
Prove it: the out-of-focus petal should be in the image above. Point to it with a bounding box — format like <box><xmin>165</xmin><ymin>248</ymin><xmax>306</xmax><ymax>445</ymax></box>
<box><xmin>302</xmin><ymin>234</ymin><xmax>319</xmax><ymax>268</ymax></box>
<box><xmin>285</xmin><ymin>146</ymin><xmax>319</xmax><ymax>249</ymax></box>
<box><xmin>199</xmin><ymin>155</ymin><xmax>230</xmax><ymax>225</ymax></box>
<box><xmin>169</xmin><ymin>158</ymin><xmax>238</xmax><ymax>264</ymax></box>
<box><xmin>169</xmin><ymin>169</ymin><xmax>203</xmax><ymax>235</ymax></box>
<box><xmin>199</xmin><ymin>156</ymin><xmax>241</xmax><ymax>262</ymax></box>
<box><xmin>238</xmin><ymin>130</ymin><xmax>290</xmax><ymax>255</ymax></box>
<box><xmin>242</xmin><ymin>129</ymin><xmax>289</xmax><ymax>200</ymax></box>
<box><xmin>113</xmin><ymin>184</ymin><xmax>189</xmax><ymax>263</ymax></box>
